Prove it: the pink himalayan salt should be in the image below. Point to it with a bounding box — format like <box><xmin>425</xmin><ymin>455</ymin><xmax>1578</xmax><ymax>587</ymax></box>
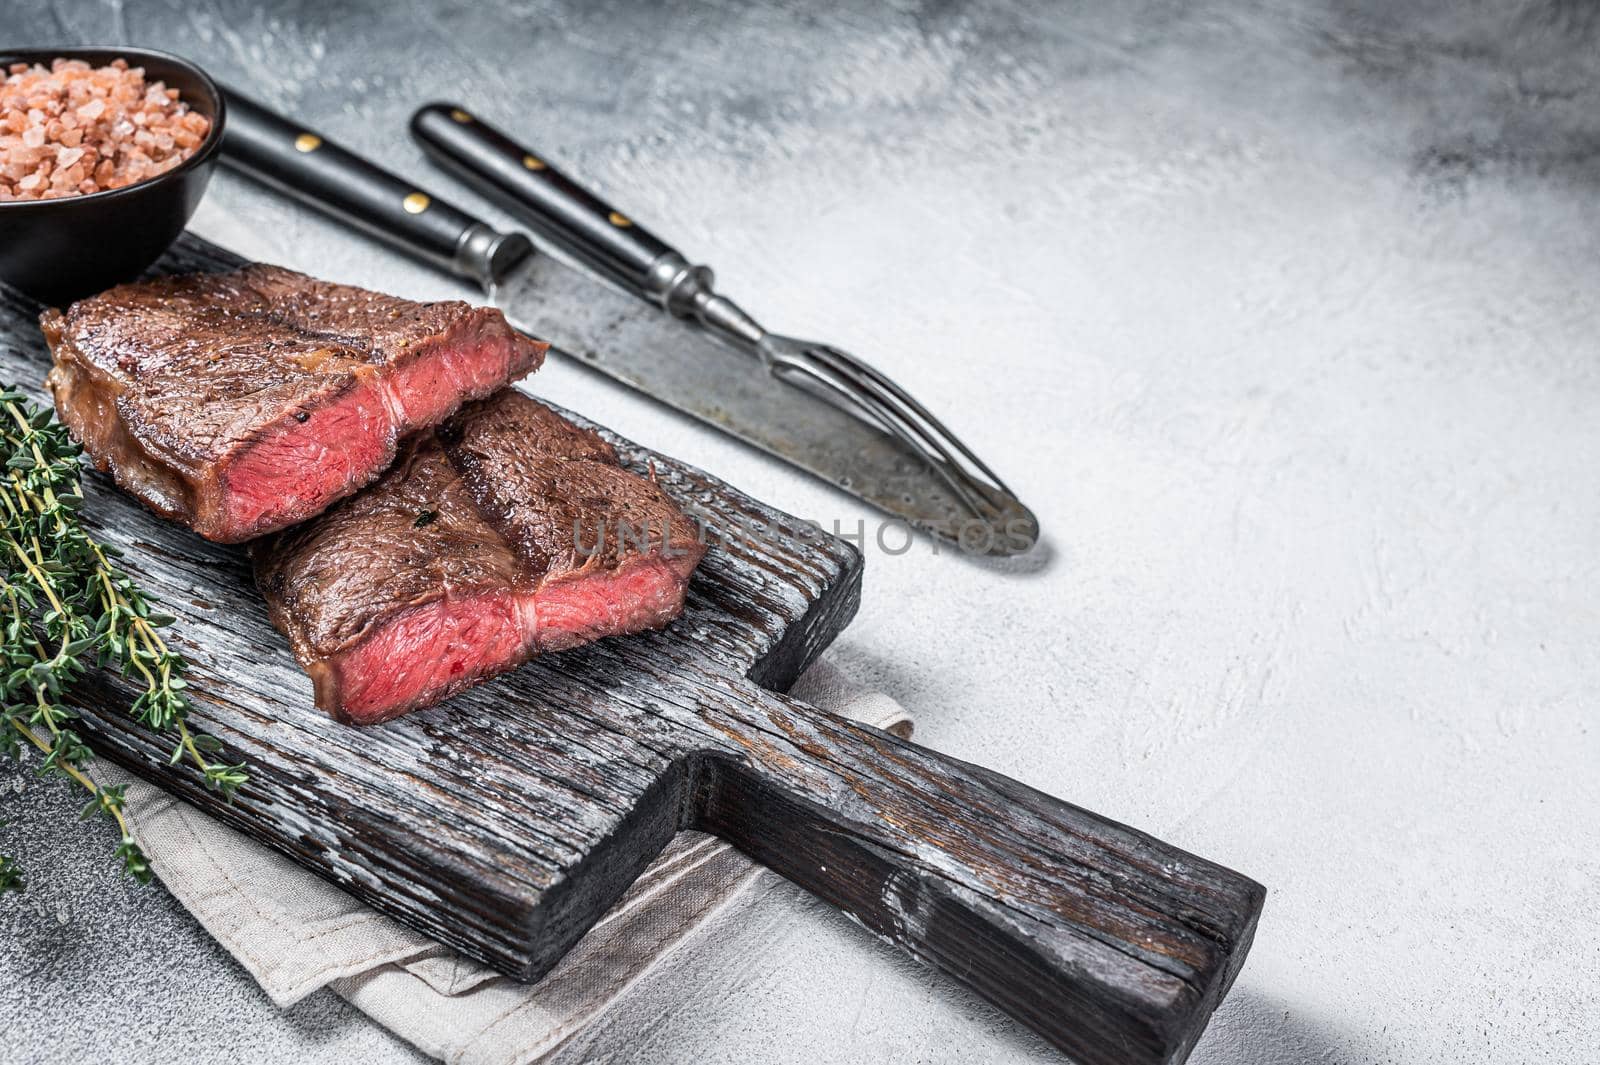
<box><xmin>0</xmin><ymin>57</ymin><xmax>210</xmax><ymax>201</ymax></box>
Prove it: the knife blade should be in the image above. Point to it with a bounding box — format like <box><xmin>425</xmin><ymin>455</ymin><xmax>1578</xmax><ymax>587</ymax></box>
<box><xmin>219</xmin><ymin>89</ymin><xmax>1037</xmax><ymax>556</ymax></box>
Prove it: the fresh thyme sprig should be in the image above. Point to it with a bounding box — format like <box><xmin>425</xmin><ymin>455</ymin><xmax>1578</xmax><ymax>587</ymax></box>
<box><xmin>0</xmin><ymin>387</ymin><xmax>245</xmax><ymax>889</ymax></box>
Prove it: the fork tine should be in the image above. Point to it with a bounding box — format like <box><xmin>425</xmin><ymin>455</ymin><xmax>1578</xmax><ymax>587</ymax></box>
<box><xmin>779</xmin><ymin>347</ymin><xmax>1002</xmax><ymax>520</ymax></box>
<box><xmin>773</xmin><ymin>357</ymin><xmax>995</xmax><ymax>517</ymax></box>
<box><xmin>808</xmin><ymin>344</ymin><xmax>1015</xmax><ymax>496</ymax></box>
<box><xmin>798</xmin><ymin>345</ymin><xmax>1012</xmax><ymax>517</ymax></box>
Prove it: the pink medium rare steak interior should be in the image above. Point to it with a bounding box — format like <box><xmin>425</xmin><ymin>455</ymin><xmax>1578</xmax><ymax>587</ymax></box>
<box><xmin>253</xmin><ymin>391</ymin><xmax>707</xmax><ymax>724</ymax></box>
<box><xmin>42</xmin><ymin>264</ymin><xmax>547</xmax><ymax>542</ymax></box>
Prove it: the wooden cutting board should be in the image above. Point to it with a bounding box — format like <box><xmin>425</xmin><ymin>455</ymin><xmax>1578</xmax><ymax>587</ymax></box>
<box><xmin>0</xmin><ymin>235</ymin><xmax>1263</xmax><ymax>1065</ymax></box>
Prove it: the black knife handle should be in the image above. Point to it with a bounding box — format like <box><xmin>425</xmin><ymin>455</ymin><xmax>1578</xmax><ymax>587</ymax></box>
<box><xmin>410</xmin><ymin>103</ymin><xmax>680</xmax><ymax>301</ymax></box>
<box><xmin>220</xmin><ymin>88</ymin><xmax>531</xmax><ymax>287</ymax></box>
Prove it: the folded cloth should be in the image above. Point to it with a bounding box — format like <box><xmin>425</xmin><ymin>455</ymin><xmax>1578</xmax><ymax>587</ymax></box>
<box><xmin>97</xmin><ymin>660</ymin><xmax>912</xmax><ymax>1065</ymax></box>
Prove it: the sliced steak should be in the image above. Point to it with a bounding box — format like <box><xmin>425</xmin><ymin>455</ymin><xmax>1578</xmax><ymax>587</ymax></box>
<box><xmin>253</xmin><ymin>391</ymin><xmax>706</xmax><ymax>724</ymax></box>
<box><xmin>42</xmin><ymin>264</ymin><xmax>547</xmax><ymax>542</ymax></box>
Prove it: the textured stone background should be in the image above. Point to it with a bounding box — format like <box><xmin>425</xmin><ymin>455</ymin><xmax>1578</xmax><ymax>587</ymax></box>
<box><xmin>3</xmin><ymin>1</ymin><xmax>1598</xmax><ymax>1062</ymax></box>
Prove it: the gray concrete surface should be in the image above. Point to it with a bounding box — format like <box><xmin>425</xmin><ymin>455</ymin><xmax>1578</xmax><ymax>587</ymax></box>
<box><xmin>3</xmin><ymin>0</ymin><xmax>1598</xmax><ymax>1062</ymax></box>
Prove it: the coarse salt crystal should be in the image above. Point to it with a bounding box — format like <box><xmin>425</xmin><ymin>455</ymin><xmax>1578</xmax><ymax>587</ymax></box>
<box><xmin>0</xmin><ymin>58</ymin><xmax>209</xmax><ymax>201</ymax></box>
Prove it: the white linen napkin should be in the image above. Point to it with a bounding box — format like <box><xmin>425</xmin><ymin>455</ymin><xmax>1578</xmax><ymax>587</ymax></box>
<box><xmin>97</xmin><ymin>659</ymin><xmax>912</xmax><ymax>1065</ymax></box>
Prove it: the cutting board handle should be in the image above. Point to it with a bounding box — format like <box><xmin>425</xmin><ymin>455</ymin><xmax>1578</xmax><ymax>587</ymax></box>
<box><xmin>693</xmin><ymin>686</ymin><xmax>1264</xmax><ymax>1065</ymax></box>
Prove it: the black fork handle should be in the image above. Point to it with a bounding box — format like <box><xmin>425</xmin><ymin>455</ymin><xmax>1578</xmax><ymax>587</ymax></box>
<box><xmin>220</xmin><ymin>88</ymin><xmax>531</xmax><ymax>287</ymax></box>
<box><xmin>410</xmin><ymin>103</ymin><xmax>682</xmax><ymax>300</ymax></box>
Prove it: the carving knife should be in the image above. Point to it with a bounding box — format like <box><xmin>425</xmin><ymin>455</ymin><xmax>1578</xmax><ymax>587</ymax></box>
<box><xmin>219</xmin><ymin>90</ymin><xmax>1038</xmax><ymax>555</ymax></box>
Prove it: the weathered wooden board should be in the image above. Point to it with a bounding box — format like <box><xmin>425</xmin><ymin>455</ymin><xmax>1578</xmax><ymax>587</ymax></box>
<box><xmin>0</xmin><ymin>236</ymin><xmax>1263</xmax><ymax>1065</ymax></box>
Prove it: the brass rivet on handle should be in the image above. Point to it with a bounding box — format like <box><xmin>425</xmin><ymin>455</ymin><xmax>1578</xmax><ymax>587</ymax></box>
<box><xmin>402</xmin><ymin>192</ymin><xmax>431</xmax><ymax>214</ymax></box>
<box><xmin>608</xmin><ymin>211</ymin><xmax>632</xmax><ymax>227</ymax></box>
<box><xmin>450</xmin><ymin>109</ymin><xmax>472</xmax><ymax>123</ymax></box>
<box><xmin>523</xmin><ymin>154</ymin><xmax>547</xmax><ymax>171</ymax></box>
<box><xmin>293</xmin><ymin>133</ymin><xmax>322</xmax><ymax>153</ymax></box>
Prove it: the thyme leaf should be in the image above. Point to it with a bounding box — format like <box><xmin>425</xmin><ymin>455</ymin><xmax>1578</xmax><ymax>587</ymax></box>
<box><xmin>0</xmin><ymin>387</ymin><xmax>247</xmax><ymax>890</ymax></box>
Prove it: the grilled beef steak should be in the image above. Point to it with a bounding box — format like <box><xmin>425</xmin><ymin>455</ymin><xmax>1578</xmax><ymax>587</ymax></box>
<box><xmin>253</xmin><ymin>391</ymin><xmax>706</xmax><ymax>724</ymax></box>
<box><xmin>42</xmin><ymin>265</ymin><xmax>547</xmax><ymax>542</ymax></box>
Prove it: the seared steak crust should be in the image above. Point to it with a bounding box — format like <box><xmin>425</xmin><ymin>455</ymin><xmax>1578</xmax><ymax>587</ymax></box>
<box><xmin>42</xmin><ymin>265</ymin><xmax>547</xmax><ymax>542</ymax></box>
<box><xmin>253</xmin><ymin>391</ymin><xmax>706</xmax><ymax>724</ymax></box>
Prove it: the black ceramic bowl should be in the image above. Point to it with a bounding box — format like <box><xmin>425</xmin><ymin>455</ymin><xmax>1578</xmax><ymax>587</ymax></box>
<box><xmin>0</xmin><ymin>47</ymin><xmax>225</xmax><ymax>305</ymax></box>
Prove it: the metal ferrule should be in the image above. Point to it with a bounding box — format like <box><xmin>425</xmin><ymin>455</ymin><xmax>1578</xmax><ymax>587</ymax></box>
<box><xmin>456</xmin><ymin>223</ymin><xmax>533</xmax><ymax>288</ymax></box>
<box><xmin>643</xmin><ymin>251</ymin><xmax>767</xmax><ymax>348</ymax></box>
<box><xmin>640</xmin><ymin>252</ymin><xmax>699</xmax><ymax>312</ymax></box>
